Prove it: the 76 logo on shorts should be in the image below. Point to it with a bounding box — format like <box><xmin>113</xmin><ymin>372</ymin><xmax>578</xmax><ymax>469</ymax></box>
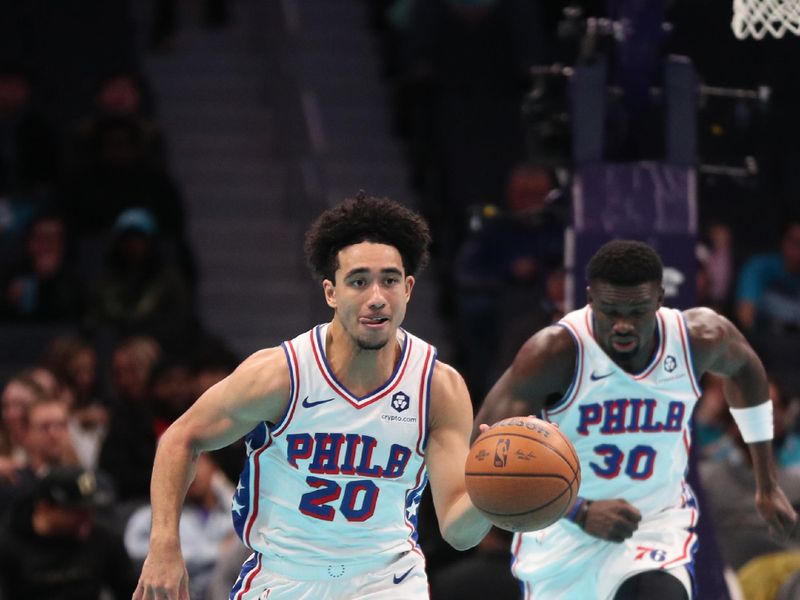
<box><xmin>635</xmin><ymin>545</ymin><xmax>667</xmax><ymax>562</ymax></box>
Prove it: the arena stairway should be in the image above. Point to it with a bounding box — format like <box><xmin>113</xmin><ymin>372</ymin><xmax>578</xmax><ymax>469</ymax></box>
<box><xmin>142</xmin><ymin>0</ymin><xmax>451</xmax><ymax>359</ymax></box>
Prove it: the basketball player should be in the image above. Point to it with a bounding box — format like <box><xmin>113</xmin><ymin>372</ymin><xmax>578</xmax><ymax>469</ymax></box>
<box><xmin>474</xmin><ymin>240</ymin><xmax>798</xmax><ymax>600</ymax></box>
<box><xmin>132</xmin><ymin>195</ymin><xmax>491</xmax><ymax>600</ymax></box>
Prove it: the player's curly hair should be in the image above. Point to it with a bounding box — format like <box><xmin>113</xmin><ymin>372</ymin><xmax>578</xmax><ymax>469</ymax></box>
<box><xmin>586</xmin><ymin>239</ymin><xmax>663</xmax><ymax>285</ymax></box>
<box><xmin>304</xmin><ymin>193</ymin><xmax>431</xmax><ymax>282</ymax></box>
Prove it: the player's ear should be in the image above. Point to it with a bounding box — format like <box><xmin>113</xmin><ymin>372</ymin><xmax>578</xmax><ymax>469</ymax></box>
<box><xmin>657</xmin><ymin>285</ymin><xmax>665</xmax><ymax>307</ymax></box>
<box><xmin>585</xmin><ymin>285</ymin><xmax>593</xmax><ymax>303</ymax></box>
<box><xmin>405</xmin><ymin>275</ymin><xmax>415</xmax><ymax>300</ymax></box>
<box><xmin>323</xmin><ymin>279</ymin><xmax>337</xmax><ymax>309</ymax></box>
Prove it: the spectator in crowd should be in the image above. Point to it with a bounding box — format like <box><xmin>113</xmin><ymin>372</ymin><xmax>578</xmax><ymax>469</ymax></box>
<box><xmin>87</xmin><ymin>208</ymin><xmax>195</xmax><ymax>351</ymax></box>
<box><xmin>25</xmin><ymin>365</ymin><xmax>67</xmax><ymax>402</ymax></box>
<box><xmin>41</xmin><ymin>335</ymin><xmax>109</xmax><ymax>469</ymax></box>
<box><xmin>0</xmin><ymin>465</ymin><xmax>136</xmax><ymax>600</ymax></box>
<box><xmin>190</xmin><ymin>341</ymin><xmax>238</xmax><ymax>397</ymax></box>
<box><xmin>0</xmin><ymin>371</ymin><xmax>47</xmax><ymax>476</ymax></box>
<box><xmin>735</xmin><ymin>218</ymin><xmax>800</xmax><ymax>395</ymax></box>
<box><xmin>0</xmin><ymin>64</ymin><xmax>59</xmax><ymax>196</ymax></box>
<box><xmin>493</xmin><ymin>265</ymin><xmax>565</xmax><ymax>372</ymax></box>
<box><xmin>735</xmin><ymin>218</ymin><xmax>800</xmax><ymax>334</ymax></box>
<box><xmin>0</xmin><ymin>394</ymin><xmax>78</xmax><ymax>514</ymax></box>
<box><xmin>61</xmin><ymin>113</ymin><xmax>186</xmax><ymax>240</ymax></box>
<box><xmin>700</xmin><ymin>377</ymin><xmax>800</xmax><ymax>598</ymax></box>
<box><xmin>188</xmin><ymin>338</ymin><xmax>244</xmax><ymax>482</ymax></box>
<box><xmin>1</xmin><ymin>211</ymin><xmax>85</xmax><ymax>321</ymax></box>
<box><xmin>0</xmin><ymin>65</ymin><xmax>57</xmax><ymax>306</ymax></box>
<box><xmin>124</xmin><ymin>453</ymin><xmax>237</xmax><ymax>600</ymax></box>
<box><xmin>66</xmin><ymin>69</ymin><xmax>164</xmax><ymax>174</ymax></box>
<box><xmin>399</xmin><ymin>0</ymin><xmax>546</xmax><ymax>271</ymax></box>
<box><xmin>20</xmin><ymin>396</ymin><xmax>77</xmax><ymax>473</ymax></box>
<box><xmin>693</xmin><ymin>375</ymin><xmax>734</xmax><ymax>463</ymax></box>
<box><xmin>98</xmin><ymin>336</ymin><xmax>161</xmax><ymax>503</ymax></box>
<box><xmin>696</xmin><ymin>222</ymin><xmax>734</xmax><ymax>314</ymax></box>
<box><xmin>94</xmin><ymin>69</ymin><xmax>155</xmax><ymax>117</ymax></box>
<box><xmin>149</xmin><ymin>356</ymin><xmax>195</xmax><ymax>438</ymax></box>
<box><xmin>453</xmin><ymin>163</ymin><xmax>565</xmax><ymax>398</ymax></box>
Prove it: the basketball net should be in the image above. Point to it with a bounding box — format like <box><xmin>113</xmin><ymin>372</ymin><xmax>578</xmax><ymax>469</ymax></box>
<box><xmin>732</xmin><ymin>0</ymin><xmax>800</xmax><ymax>39</ymax></box>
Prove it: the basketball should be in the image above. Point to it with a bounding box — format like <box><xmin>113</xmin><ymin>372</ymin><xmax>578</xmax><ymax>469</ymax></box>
<box><xmin>465</xmin><ymin>416</ymin><xmax>581</xmax><ymax>532</ymax></box>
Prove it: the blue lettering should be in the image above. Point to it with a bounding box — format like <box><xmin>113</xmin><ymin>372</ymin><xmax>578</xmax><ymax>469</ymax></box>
<box><xmin>383</xmin><ymin>444</ymin><xmax>412</xmax><ymax>478</ymax></box>
<box><xmin>575</xmin><ymin>398</ymin><xmax>687</xmax><ymax>436</ymax></box>
<box><xmin>664</xmin><ymin>401</ymin><xmax>685</xmax><ymax>431</ymax></box>
<box><xmin>627</xmin><ymin>398</ymin><xmax>643</xmax><ymax>432</ymax></box>
<box><xmin>601</xmin><ymin>399</ymin><xmax>628</xmax><ymax>434</ymax></box>
<box><xmin>640</xmin><ymin>399</ymin><xmax>664</xmax><ymax>432</ymax></box>
<box><xmin>309</xmin><ymin>433</ymin><xmax>345</xmax><ymax>474</ymax></box>
<box><xmin>286</xmin><ymin>433</ymin><xmax>313</xmax><ymax>468</ymax></box>
<box><xmin>577</xmin><ymin>404</ymin><xmax>602</xmax><ymax>435</ymax></box>
<box><xmin>286</xmin><ymin>433</ymin><xmax>410</xmax><ymax>479</ymax></box>
<box><xmin>339</xmin><ymin>433</ymin><xmax>361</xmax><ymax>475</ymax></box>
<box><xmin>355</xmin><ymin>435</ymin><xmax>383</xmax><ymax>477</ymax></box>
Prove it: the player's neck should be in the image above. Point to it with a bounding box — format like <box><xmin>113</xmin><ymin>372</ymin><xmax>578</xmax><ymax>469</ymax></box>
<box><xmin>325</xmin><ymin>320</ymin><xmax>402</xmax><ymax>396</ymax></box>
<box><xmin>607</xmin><ymin>334</ymin><xmax>659</xmax><ymax>374</ymax></box>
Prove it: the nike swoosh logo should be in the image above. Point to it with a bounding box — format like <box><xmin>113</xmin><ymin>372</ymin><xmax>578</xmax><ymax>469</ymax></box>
<box><xmin>590</xmin><ymin>371</ymin><xmax>613</xmax><ymax>381</ymax></box>
<box><xmin>302</xmin><ymin>397</ymin><xmax>335</xmax><ymax>408</ymax></box>
<box><xmin>393</xmin><ymin>566</ymin><xmax>414</xmax><ymax>584</ymax></box>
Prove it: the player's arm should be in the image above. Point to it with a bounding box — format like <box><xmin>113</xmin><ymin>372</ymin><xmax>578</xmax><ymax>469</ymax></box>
<box><xmin>425</xmin><ymin>360</ymin><xmax>492</xmax><ymax>551</ymax></box>
<box><xmin>686</xmin><ymin>307</ymin><xmax>798</xmax><ymax>539</ymax></box>
<box><xmin>132</xmin><ymin>347</ymin><xmax>291</xmax><ymax>600</ymax></box>
<box><xmin>476</xmin><ymin>326</ymin><xmax>643</xmax><ymax>541</ymax></box>
<box><xmin>473</xmin><ymin>325</ymin><xmax>575</xmax><ymax>441</ymax></box>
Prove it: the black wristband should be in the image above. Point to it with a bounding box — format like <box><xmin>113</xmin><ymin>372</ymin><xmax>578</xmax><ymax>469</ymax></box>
<box><xmin>576</xmin><ymin>499</ymin><xmax>592</xmax><ymax>529</ymax></box>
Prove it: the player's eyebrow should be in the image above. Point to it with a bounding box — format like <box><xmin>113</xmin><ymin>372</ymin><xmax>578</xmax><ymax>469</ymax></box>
<box><xmin>596</xmin><ymin>299</ymin><xmax>654</xmax><ymax>309</ymax></box>
<box><xmin>344</xmin><ymin>267</ymin><xmax>403</xmax><ymax>278</ymax></box>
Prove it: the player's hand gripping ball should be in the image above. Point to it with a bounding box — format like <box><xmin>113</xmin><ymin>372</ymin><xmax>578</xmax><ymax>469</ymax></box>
<box><xmin>465</xmin><ymin>416</ymin><xmax>581</xmax><ymax>532</ymax></box>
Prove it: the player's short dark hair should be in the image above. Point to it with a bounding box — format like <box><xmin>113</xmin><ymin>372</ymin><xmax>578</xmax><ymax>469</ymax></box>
<box><xmin>304</xmin><ymin>193</ymin><xmax>431</xmax><ymax>282</ymax></box>
<box><xmin>586</xmin><ymin>239</ymin><xmax>663</xmax><ymax>286</ymax></box>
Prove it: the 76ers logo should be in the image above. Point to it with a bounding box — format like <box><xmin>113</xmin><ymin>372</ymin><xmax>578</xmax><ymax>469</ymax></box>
<box><xmin>391</xmin><ymin>391</ymin><xmax>410</xmax><ymax>412</ymax></box>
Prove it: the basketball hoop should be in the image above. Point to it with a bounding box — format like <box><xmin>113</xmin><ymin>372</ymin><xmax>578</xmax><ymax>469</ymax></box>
<box><xmin>732</xmin><ymin>0</ymin><xmax>800</xmax><ymax>39</ymax></box>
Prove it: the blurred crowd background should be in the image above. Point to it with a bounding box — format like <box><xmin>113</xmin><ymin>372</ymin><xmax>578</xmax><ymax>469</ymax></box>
<box><xmin>0</xmin><ymin>1</ymin><xmax>799</xmax><ymax>599</ymax></box>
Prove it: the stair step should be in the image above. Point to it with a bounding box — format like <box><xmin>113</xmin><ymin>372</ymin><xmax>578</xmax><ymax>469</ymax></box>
<box><xmin>177</xmin><ymin>158</ymin><xmax>282</xmax><ymax>182</ymax></box>
<box><xmin>298</xmin><ymin>52</ymin><xmax>379</xmax><ymax>83</ymax></box>
<box><xmin>296</xmin><ymin>0</ymin><xmax>364</xmax><ymax>23</ymax></box>
<box><xmin>154</xmin><ymin>73</ymin><xmax>265</xmax><ymax>97</ymax></box>
<box><xmin>162</xmin><ymin>107</ymin><xmax>273</xmax><ymax>132</ymax></box>
<box><xmin>170</xmin><ymin>133</ymin><xmax>275</xmax><ymax>158</ymax></box>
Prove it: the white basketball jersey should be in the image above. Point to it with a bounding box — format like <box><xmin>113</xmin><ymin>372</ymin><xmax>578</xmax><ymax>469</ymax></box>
<box><xmin>544</xmin><ymin>306</ymin><xmax>702</xmax><ymax>516</ymax></box>
<box><xmin>231</xmin><ymin>324</ymin><xmax>436</xmax><ymax>566</ymax></box>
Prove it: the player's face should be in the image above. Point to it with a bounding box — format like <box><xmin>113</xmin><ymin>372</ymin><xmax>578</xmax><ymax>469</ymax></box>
<box><xmin>587</xmin><ymin>280</ymin><xmax>663</xmax><ymax>365</ymax></box>
<box><xmin>324</xmin><ymin>242</ymin><xmax>414</xmax><ymax>350</ymax></box>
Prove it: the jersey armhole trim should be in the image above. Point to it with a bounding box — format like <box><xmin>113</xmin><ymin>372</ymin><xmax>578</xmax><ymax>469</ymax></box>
<box><xmin>272</xmin><ymin>340</ymin><xmax>301</xmax><ymax>436</ymax></box>
<box><xmin>417</xmin><ymin>344</ymin><xmax>437</xmax><ymax>455</ymax></box>
<box><xmin>545</xmin><ymin>322</ymin><xmax>583</xmax><ymax>417</ymax></box>
<box><xmin>677</xmin><ymin>313</ymin><xmax>703</xmax><ymax>399</ymax></box>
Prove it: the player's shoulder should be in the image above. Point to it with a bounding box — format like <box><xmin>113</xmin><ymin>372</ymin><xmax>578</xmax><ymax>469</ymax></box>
<box><xmin>514</xmin><ymin>324</ymin><xmax>576</xmax><ymax>373</ymax></box>
<box><xmin>682</xmin><ymin>307</ymin><xmax>730</xmax><ymax>345</ymax></box>
<box><xmin>237</xmin><ymin>345</ymin><xmax>289</xmax><ymax>372</ymax></box>
<box><xmin>228</xmin><ymin>345</ymin><xmax>292</xmax><ymax>398</ymax></box>
<box><xmin>429</xmin><ymin>359</ymin><xmax>469</xmax><ymax>399</ymax></box>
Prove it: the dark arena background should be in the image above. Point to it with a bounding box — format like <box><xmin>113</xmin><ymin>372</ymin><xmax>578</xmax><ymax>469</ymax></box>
<box><xmin>0</xmin><ymin>1</ymin><xmax>799</xmax><ymax>599</ymax></box>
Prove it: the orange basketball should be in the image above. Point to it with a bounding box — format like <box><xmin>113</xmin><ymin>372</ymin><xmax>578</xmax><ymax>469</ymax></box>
<box><xmin>465</xmin><ymin>416</ymin><xmax>581</xmax><ymax>532</ymax></box>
